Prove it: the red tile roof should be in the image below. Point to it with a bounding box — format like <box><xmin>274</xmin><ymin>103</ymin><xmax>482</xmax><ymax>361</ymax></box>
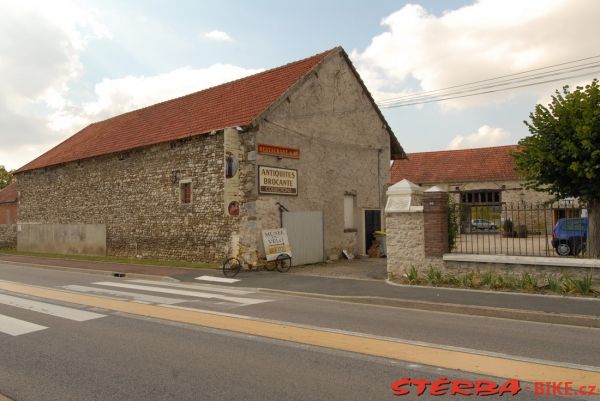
<box><xmin>19</xmin><ymin>48</ymin><xmax>342</xmax><ymax>172</ymax></box>
<box><xmin>0</xmin><ymin>182</ymin><xmax>17</xmax><ymax>203</ymax></box>
<box><xmin>391</xmin><ymin>145</ymin><xmax>521</xmax><ymax>184</ymax></box>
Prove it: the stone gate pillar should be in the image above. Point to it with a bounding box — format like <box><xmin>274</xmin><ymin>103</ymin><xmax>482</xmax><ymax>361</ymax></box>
<box><xmin>385</xmin><ymin>179</ymin><xmax>424</xmax><ymax>278</ymax></box>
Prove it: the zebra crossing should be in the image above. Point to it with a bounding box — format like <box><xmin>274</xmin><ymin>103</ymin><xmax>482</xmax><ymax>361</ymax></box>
<box><xmin>0</xmin><ymin>279</ymin><xmax>271</xmax><ymax>337</ymax></box>
<box><xmin>0</xmin><ymin>293</ymin><xmax>105</xmax><ymax>336</ymax></box>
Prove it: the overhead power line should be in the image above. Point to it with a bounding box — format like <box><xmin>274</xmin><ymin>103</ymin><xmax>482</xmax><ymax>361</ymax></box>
<box><xmin>375</xmin><ymin>54</ymin><xmax>600</xmax><ymax>108</ymax></box>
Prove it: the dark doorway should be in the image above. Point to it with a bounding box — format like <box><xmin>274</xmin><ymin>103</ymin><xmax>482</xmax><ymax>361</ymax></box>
<box><xmin>364</xmin><ymin>210</ymin><xmax>381</xmax><ymax>252</ymax></box>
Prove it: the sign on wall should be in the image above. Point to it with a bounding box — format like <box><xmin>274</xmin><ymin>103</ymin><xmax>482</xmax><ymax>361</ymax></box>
<box><xmin>262</xmin><ymin>228</ymin><xmax>292</xmax><ymax>261</ymax></box>
<box><xmin>224</xmin><ymin>127</ymin><xmax>242</xmax><ymax>217</ymax></box>
<box><xmin>258</xmin><ymin>144</ymin><xmax>300</xmax><ymax>159</ymax></box>
<box><xmin>258</xmin><ymin>166</ymin><xmax>298</xmax><ymax>195</ymax></box>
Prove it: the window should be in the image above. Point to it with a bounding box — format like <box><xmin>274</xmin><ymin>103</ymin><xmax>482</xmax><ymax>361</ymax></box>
<box><xmin>460</xmin><ymin>190</ymin><xmax>500</xmax><ymax>204</ymax></box>
<box><xmin>180</xmin><ymin>180</ymin><xmax>192</xmax><ymax>204</ymax></box>
<box><xmin>344</xmin><ymin>195</ymin><xmax>356</xmax><ymax>231</ymax></box>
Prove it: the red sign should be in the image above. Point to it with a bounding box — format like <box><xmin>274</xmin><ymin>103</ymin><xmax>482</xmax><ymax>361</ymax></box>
<box><xmin>257</xmin><ymin>144</ymin><xmax>300</xmax><ymax>159</ymax></box>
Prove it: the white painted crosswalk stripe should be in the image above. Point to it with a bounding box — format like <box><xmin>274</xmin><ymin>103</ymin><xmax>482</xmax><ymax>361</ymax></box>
<box><xmin>61</xmin><ymin>285</ymin><xmax>186</xmax><ymax>305</ymax></box>
<box><xmin>0</xmin><ymin>293</ymin><xmax>105</xmax><ymax>321</ymax></box>
<box><xmin>0</xmin><ymin>314</ymin><xmax>47</xmax><ymax>336</ymax></box>
<box><xmin>127</xmin><ymin>279</ymin><xmax>253</xmax><ymax>295</ymax></box>
<box><xmin>92</xmin><ymin>282</ymin><xmax>269</xmax><ymax>305</ymax></box>
<box><xmin>195</xmin><ymin>275</ymin><xmax>240</xmax><ymax>284</ymax></box>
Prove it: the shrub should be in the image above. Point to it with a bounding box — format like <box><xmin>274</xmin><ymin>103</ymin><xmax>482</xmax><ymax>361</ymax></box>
<box><xmin>405</xmin><ymin>266</ymin><xmax>420</xmax><ymax>284</ymax></box>
<box><xmin>546</xmin><ymin>274</ymin><xmax>561</xmax><ymax>292</ymax></box>
<box><xmin>426</xmin><ymin>266</ymin><xmax>443</xmax><ymax>285</ymax></box>
<box><xmin>574</xmin><ymin>271</ymin><xmax>594</xmax><ymax>295</ymax></box>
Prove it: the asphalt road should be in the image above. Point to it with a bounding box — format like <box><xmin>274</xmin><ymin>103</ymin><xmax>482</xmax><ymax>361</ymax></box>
<box><xmin>1</xmin><ymin>263</ymin><xmax>598</xmax><ymax>401</ymax></box>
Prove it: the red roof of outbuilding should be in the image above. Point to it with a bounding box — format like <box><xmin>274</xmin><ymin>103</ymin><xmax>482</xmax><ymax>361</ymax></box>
<box><xmin>18</xmin><ymin>48</ymin><xmax>342</xmax><ymax>172</ymax></box>
<box><xmin>391</xmin><ymin>145</ymin><xmax>520</xmax><ymax>184</ymax></box>
<box><xmin>0</xmin><ymin>182</ymin><xmax>17</xmax><ymax>204</ymax></box>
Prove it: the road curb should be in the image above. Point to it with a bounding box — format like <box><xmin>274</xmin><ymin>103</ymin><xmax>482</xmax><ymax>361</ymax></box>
<box><xmin>0</xmin><ymin>259</ymin><xmax>180</xmax><ymax>283</ymax></box>
<box><xmin>258</xmin><ymin>288</ymin><xmax>600</xmax><ymax>328</ymax></box>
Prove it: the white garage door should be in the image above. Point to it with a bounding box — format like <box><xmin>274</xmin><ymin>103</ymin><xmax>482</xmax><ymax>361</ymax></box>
<box><xmin>282</xmin><ymin>211</ymin><xmax>324</xmax><ymax>266</ymax></box>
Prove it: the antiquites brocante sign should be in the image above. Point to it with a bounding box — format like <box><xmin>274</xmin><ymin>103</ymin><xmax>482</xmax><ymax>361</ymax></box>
<box><xmin>258</xmin><ymin>166</ymin><xmax>298</xmax><ymax>195</ymax></box>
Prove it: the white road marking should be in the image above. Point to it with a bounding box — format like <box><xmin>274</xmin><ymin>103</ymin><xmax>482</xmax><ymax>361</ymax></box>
<box><xmin>127</xmin><ymin>279</ymin><xmax>251</xmax><ymax>295</ymax></box>
<box><xmin>92</xmin><ymin>282</ymin><xmax>268</xmax><ymax>305</ymax></box>
<box><xmin>195</xmin><ymin>275</ymin><xmax>240</xmax><ymax>284</ymax></box>
<box><xmin>61</xmin><ymin>285</ymin><xmax>186</xmax><ymax>305</ymax></box>
<box><xmin>0</xmin><ymin>293</ymin><xmax>105</xmax><ymax>321</ymax></box>
<box><xmin>0</xmin><ymin>314</ymin><xmax>47</xmax><ymax>336</ymax></box>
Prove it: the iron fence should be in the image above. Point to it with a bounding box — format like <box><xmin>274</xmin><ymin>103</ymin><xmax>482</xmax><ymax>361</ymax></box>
<box><xmin>449</xmin><ymin>200</ymin><xmax>587</xmax><ymax>257</ymax></box>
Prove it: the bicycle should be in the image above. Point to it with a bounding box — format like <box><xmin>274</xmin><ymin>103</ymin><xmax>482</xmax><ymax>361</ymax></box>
<box><xmin>222</xmin><ymin>244</ymin><xmax>292</xmax><ymax>278</ymax></box>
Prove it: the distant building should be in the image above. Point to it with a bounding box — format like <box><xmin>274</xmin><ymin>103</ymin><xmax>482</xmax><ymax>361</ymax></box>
<box><xmin>0</xmin><ymin>182</ymin><xmax>17</xmax><ymax>224</ymax></box>
<box><xmin>391</xmin><ymin>145</ymin><xmax>551</xmax><ymax>205</ymax></box>
<box><xmin>15</xmin><ymin>47</ymin><xmax>405</xmax><ymax>263</ymax></box>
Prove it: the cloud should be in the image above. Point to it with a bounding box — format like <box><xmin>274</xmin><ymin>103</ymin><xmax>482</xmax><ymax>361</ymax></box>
<box><xmin>448</xmin><ymin>125</ymin><xmax>511</xmax><ymax>149</ymax></box>
<box><xmin>0</xmin><ymin>2</ymin><xmax>256</xmax><ymax>170</ymax></box>
<box><xmin>203</xmin><ymin>30</ymin><xmax>234</xmax><ymax>42</ymax></box>
<box><xmin>352</xmin><ymin>0</ymin><xmax>600</xmax><ymax>110</ymax></box>
<box><xmin>0</xmin><ymin>1</ymin><xmax>109</xmax><ymax>169</ymax></box>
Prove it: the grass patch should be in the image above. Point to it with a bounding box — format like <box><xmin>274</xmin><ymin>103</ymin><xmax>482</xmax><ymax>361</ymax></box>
<box><xmin>0</xmin><ymin>248</ymin><xmax>218</xmax><ymax>270</ymax></box>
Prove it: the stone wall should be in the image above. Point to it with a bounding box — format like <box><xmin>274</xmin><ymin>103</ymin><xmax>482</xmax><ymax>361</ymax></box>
<box><xmin>17</xmin><ymin>134</ymin><xmax>238</xmax><ymax>262</ymax></box>
<box><xmin>444</xmin><ymin>258</ymin><xmax>600</xmax><ymax>286</ymax></box>
<box><xmin>246</xmin><ymin>51</ymin><xmax>392</xmax><ymax>259</ymax></box>
<box><xmin>0</xmin><ymin>224</ymin><xmax>16</xmax><ymax>248</ymax></box>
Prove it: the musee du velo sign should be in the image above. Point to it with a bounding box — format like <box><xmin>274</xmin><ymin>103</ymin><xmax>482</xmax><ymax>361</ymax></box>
<box><xmin>258</xmin><ymin>166</ymin><xmax>298</xmax><ymax>195</ymax></box>
<box><xmin>262</xmin><ymin>228</ymin><xmax>292</xmax><ymax>261</ymax></box>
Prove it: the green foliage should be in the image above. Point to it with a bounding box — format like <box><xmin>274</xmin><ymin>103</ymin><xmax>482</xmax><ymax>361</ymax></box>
<box><xmin>481</xmin><ymin>271</ymin><xmax>495</xmax><ymax>286</ymax></box>
<box><xmin>447</xmin><ymin>198</ymin><xmax>459</xmax><ymax>251</ymax></box>
<box><xmin>513</xmin><ymin>79</ymin><xmax>600</xmax><ymax>203</ymax></box>
<box><xmin>574</xmin><ymin>271</ymin><xmax>594</xmax><ymax>295</ymax></box>
<box><xmin>518</xmin><ymin>272</ymin><xmax>538</xmax><ymax>290</ymax></box>
<box><xmin>405</xmin><ymin>266</ymin><xmax>420</xmax><ymax>284</ymax></box>
<box><xmin>560</xmin><ymin>273</ymin><xmax>577</xmax><ymax>294</ymax></box>
<box><xmin>0</xmin><ymin>165</ymin><xmax>14</xmax><ymax>190</ymax></box>
<box><xmin>546</xmin><ymin>274</ymin><xmax>561</xmax><ymax>292</ymax></box>
<box><xmin>426</xmin><ymin>266</ymin><xmax>443</xmax><ymax>285</ymax></box>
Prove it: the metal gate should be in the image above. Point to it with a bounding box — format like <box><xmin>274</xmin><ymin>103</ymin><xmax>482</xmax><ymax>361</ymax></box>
<box><xmin>282</xmin><ymin>211</ymin><xmax>324</xmax><ymax>266</ymax></box>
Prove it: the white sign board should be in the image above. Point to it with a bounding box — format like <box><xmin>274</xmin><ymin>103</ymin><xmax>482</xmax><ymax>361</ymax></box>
<box><xmin>261</xmin><ymin>228</ymin><xmax>292</xmax><ymax>261</ymax></box>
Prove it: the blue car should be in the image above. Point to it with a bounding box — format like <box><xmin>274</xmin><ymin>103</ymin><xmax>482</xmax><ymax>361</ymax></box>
<box><xmin>551</xmin><ymin>217</ymin><xmax>588</xmax><ymax>256</ymax></box>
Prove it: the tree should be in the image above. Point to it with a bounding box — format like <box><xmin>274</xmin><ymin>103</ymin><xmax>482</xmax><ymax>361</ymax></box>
<box><xmin>513</xmin><ymin>79</ymin><xmax>600</xmax><ymax>257</ymax></box>
<box><xmin>0</xmin><ymin>165</ymin><xmax>13</xmax><ymax>190</ymax></box>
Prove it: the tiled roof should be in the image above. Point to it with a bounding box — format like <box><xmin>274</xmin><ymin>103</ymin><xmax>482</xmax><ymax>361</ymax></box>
<box><xmin>18</xmin><ymin>48</ymin><xmax>341</xmax><ymax>172</ymax></box>
<box><xmin>0</xmin><ymin>182</ymin><xmax>17</xmax><ymax>203</ymax></box>
<box><xmin>391</xmin><ymin>145</ymin><xmax>520</xmax><ymax>184</ymax></box>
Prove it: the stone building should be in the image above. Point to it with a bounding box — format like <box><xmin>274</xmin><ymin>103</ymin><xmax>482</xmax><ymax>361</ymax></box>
<box><xmin>16</xmin><ymin>47</ymin><xmax>405</xmax><ymax>263</ymax></box>
<box><xmin>390</xmin><ymin>145</ymin><xmax>562</xmax><ymax>233</ymax></box>
<box><xmin>391</xmin><ymin>145</ymin><xmax>551</xmax><ymax>205</ymax></box>
<box><xmin>0</xmin><ymin>182</ymin><xmax>17</xmax><ymax>225</ymax></box>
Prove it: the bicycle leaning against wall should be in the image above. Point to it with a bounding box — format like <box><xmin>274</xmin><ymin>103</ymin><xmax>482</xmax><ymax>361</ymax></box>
<box><xmin>221</xmin><ymin>243</ymin><xmax>292</xmax><ymax>278</ymax></box>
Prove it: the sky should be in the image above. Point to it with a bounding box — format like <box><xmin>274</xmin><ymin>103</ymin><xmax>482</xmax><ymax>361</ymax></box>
<box><xmin>1</xmin><ymin>0</ymin><xmax>600</xmax><ymax>170</ymax></box>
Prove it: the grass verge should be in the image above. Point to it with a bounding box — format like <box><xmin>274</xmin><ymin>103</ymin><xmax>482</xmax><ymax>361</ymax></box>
<box><xmin>0</xmin><ymin>248</ymin><xmax>218</xmax><ymax>270</ymax></box>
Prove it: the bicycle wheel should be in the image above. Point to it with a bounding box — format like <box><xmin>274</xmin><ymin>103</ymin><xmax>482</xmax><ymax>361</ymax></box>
<box><xmin>263</xmin><ymin>259</ymin><xmax>277</xmax><ymax>271</ymax></box>
<box><xmin>275</xmin><ymin>253</ymin><xmax>292</xmax><ymax>273</ymax></box>
<box><xmin>222</xmin><ymin>257</ymin><xmax>241</xmax><ymax>278</ymax></box>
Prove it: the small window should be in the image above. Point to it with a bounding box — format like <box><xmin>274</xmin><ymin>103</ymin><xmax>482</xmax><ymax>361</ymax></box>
<box><xmin>344</xmin><ymin>195</ymin><xmax>356</xmax><ymax>230</ymax></box>
<box><xmin>180</xmin><ymin>181</ymin><xmax>192</xmax><ymax>204</ymax></box>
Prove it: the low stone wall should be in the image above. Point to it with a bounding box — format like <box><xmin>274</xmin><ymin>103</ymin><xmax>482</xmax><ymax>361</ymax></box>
<box><xmin>0</xmin><ymin>224</ymin><xmax>17</xmax><ymax>248</ymax></box>
<box><xmin>17</xmin><ymin>224</ymin><xmax>106</xmax><ymax>256</ymax></box>
<box><xmin>444</xmin><ymin>254</ymin><xmax>600</xmax><ymax>285</ymax></box>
